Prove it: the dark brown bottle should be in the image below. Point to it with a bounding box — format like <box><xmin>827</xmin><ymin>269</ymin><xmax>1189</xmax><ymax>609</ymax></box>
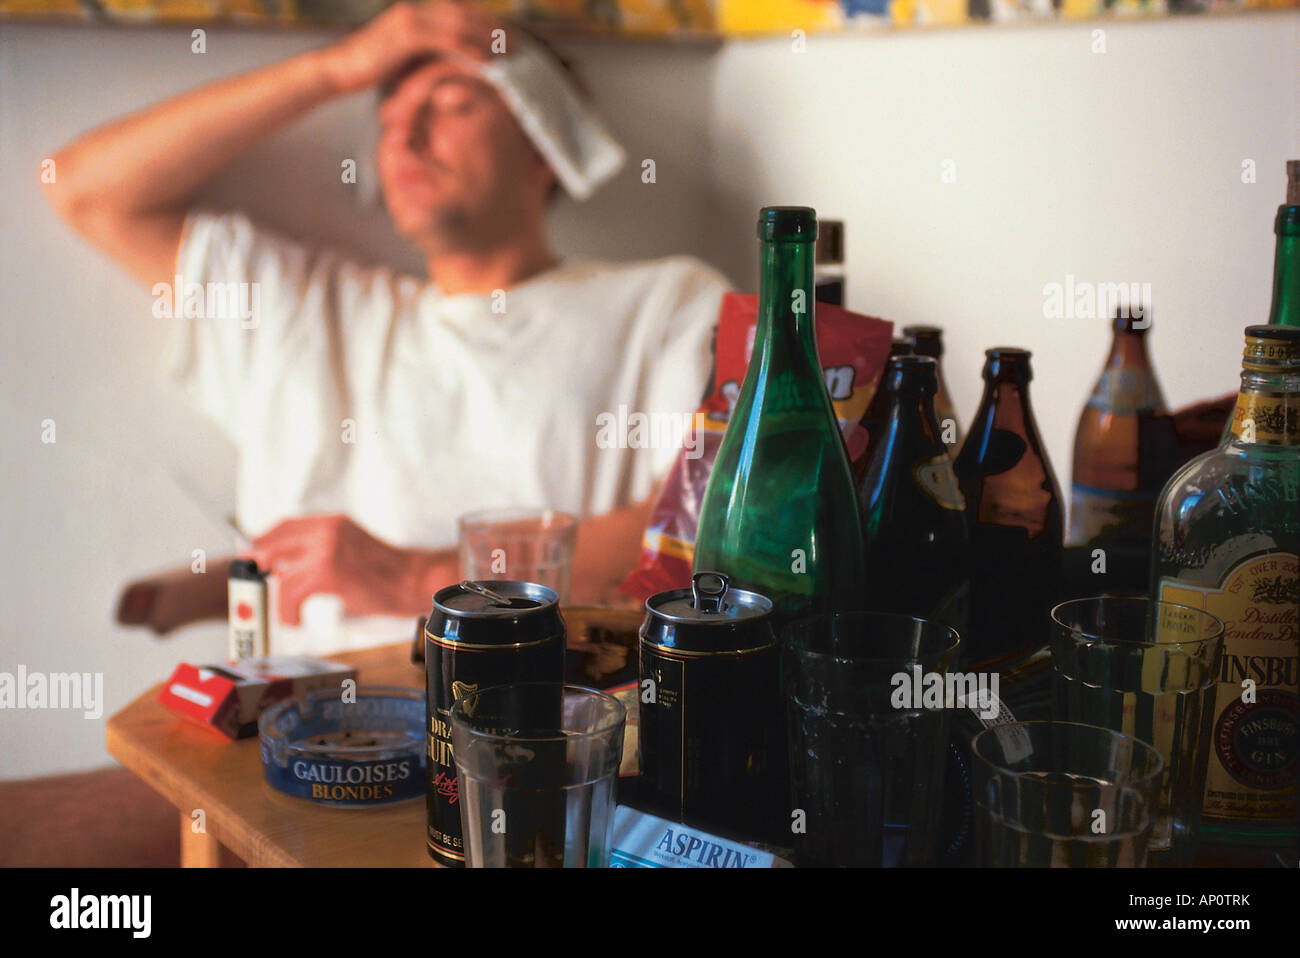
<box><xmin>954</xmin><ymin>348</ymin><xmax>1064</xmax><ymax>670</ymax></box>
<box><xmin>859</xmin><ymin>355</ymin><xmax>970</xmax><ymax>637</ymax></box>
<box><xmin>903</xmin><ymin>325</ymin><xmax>963</xmax><ymax>454</ymax></box>
<box><xmin>1068</xmin><ymin>307</ymin><xmax>1174</xmax><ymax>592</ymax></box>
<box><xmin>854</xmin><ymin>338</ymin><xmax>914</xmax><ymax>484</ymax></box>
<box><xmin>814</xmin><ymin>219</ymin><xmax>845</xmax><ymax>305</ymax></box>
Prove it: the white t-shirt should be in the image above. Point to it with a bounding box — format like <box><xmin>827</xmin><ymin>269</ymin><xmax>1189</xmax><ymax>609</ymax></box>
<box><xmin>165</xmin><ymin>210</ymin><xmax>729</xmax><ymax>552</ymax></box>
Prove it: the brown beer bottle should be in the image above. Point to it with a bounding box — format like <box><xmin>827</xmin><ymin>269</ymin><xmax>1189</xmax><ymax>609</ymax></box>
<box><xmin>859</xmin><ymin>355</ymin><xmax>970</xmax><ymax>638</ymax></box>
<box><xmin>1068</xmin><ymin>306</ymin><xmax>1173</xmax><ymax>592</ymax></box>
<box><xmin>854</xmin><ymin>338</ymin><xmax>914</xmax><ymax>484</ymax></box>
<box><xmin>814</xmin><ymin>219</ymin><xmax>845</xmax><ymax>305</ymax></box>
<box><xmin>903</xmin><ymin>325</ymin><xmax>963</xmax><ymax>454</ymax></box>
<box><xmin>954</xmin><ymin>348</ymin><xmax>1064</xmax><ymax>669</ymax></box>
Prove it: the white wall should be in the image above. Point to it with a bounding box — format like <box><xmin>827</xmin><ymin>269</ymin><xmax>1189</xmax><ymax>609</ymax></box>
<box><xmin>1</xmin><ymin>14</ymin><xmax>1296</xmax><ymax>778</ymax></box>
<box><xmin>708</xmin><ymin>15</ymin><xmax>1300</xmax><ymax>465</ymax></box>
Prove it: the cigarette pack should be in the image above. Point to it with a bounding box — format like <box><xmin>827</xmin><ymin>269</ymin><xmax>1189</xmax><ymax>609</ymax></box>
<box><xmin>157</xmin><ymin>656</ymin><xmax>356</xmax><ymax>740</ymax></box>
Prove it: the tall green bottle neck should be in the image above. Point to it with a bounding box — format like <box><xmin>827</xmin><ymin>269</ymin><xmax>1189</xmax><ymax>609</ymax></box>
<box><xmin>1268</xmin><ymin>207</ymin><xmax>1300</xmax><ymax>328</ymax></box>
<box><xmin>757</xmin><ymin>240</ymin><xmax>819</xmax><ymax>367</ymax></box>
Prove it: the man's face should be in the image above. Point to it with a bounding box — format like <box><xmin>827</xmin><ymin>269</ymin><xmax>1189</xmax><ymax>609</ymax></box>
<box><xmin>377</xmin><ymin>58</ymin><xmax>553</xmax><ymax>251</ymax></box>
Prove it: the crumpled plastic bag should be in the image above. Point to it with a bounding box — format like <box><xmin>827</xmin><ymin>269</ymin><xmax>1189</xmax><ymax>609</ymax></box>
<box><xmin>618</xmin><ymin>292</ymin><xmax>894</xmax><ymax>601</ymax></box>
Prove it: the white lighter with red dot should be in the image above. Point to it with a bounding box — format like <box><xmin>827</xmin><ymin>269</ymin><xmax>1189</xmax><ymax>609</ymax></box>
<box><xmin>228</xmin><ymin>559</ymin><xmax>270</xmax><ymax>660</ymax></box>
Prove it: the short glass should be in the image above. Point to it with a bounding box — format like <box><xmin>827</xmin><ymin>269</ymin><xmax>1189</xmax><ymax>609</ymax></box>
<box><xmin>971</xmin><ymin>720</ymin><xmax>1164</xmax><ymax>867</ymax></box>
<box><xmin>1050</xmin><ymin>597</ymin><xmax>1224</xmax><ymax>867</ymax></box>
<box><xmin>450</xmin><ymin>683</ymin><xmax>625</xmax><ymax>868</ymax></box>
<box><xmin>783</xmin><ymin>612</ymin><xmax>961</xmax><ymax>867</ymax></box>
<box><xmin>457</xmin><ymin>508</ymin><xmax>578</xmax><ymax>603</ymax></box>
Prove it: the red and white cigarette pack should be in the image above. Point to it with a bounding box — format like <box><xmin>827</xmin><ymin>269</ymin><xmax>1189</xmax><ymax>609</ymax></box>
<box><xmin>157</xmin><ymin>656</ymin><xmax>356</xmax><ymax>740</ymax></box>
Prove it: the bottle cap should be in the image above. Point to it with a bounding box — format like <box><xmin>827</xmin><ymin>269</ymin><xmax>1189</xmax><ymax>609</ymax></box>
<box><xmin>1112</xmin><ymin>305</ymin><xmax>1151</xmax><ymax>333</ymax></box>
<box><xmin>902</xmin><ymin>325</ymin><xmax>944</xmax><ymax>358</ymax></box>
<box><xmin>1243</xmin><ymin>325</ymin><xmax>1300</xmax><ymax>369</ymax></box>
<box><xmin>983</xmin><ymin>347</ymin><xmax>1033</xmax><ymax>382</ymax></box>
<box><xmin>885</xmin><ymin>354</ymin><xmax>938</xmax><ymax>394</ymax></box>
<box><xmin>758</xmin><ymin>206</ymin><xmax>817</xmax><ymax>243</ymax></box>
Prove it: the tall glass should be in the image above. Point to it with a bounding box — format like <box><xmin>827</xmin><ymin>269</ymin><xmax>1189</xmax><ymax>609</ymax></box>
<box><xmin>450</xmin><ymin>683</ymin><xmax>625</xmax><ymax>868</ymax></box>
<box><xmin>1050</xmin><ymin>597</ymin><xmax>1224</xmax><ymax>866</ymax></box>
<box><xmin>457</xmin><ymin>508</ymin><xmax>577</xmax><ymax>603</ymax></box>
<box><xmin>784</xmin><ymin>612</ymin><xmax>961</xmax><ymax>867</ymax></box>
<box><xmin>972</xmin><ymin>720</ymin><xmax>1164</xmax><ymax>867</ymax></box>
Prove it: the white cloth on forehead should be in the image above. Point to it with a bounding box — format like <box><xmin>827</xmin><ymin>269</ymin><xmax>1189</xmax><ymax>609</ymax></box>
<box><xmin>477</xmin><ymin>36</ymin><xmax>626</xmax><ymax>201</ymax></box>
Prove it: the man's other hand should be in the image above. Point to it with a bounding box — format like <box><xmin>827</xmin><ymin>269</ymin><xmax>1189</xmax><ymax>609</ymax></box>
<box><xmin>250</xmin><ymin>514</ymin><xmax>454</xmax><ymax>625</ymax></box>
<box><xmin>321</xmin><ymin>1</ymin><xmax>501</xmax><ymax>96</ymax></box>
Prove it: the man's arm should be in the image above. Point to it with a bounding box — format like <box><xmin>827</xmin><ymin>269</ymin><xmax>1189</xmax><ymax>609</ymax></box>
<box><xmin>44</xmin><ymin>53</ymin><xmax>336</xmax><ymax>288</ymax></box>
<box><xmin>569</xmin><ymin>493</ymin><xmax>655</xmax><ymax>607</ymax></box>
<box><xmin>116</xmin><ymin>488</ymin><xmax>658</xmax><ymax>634</ymax></box>
<box><xmin>42</xmin><ymin>2</ymin><xmax>498</xmax><ymax>288</ymax></box>
<box><xmin>249</xmin><ymin>492</ymin><xmax>658</xmax><ymax>626</ymax></box>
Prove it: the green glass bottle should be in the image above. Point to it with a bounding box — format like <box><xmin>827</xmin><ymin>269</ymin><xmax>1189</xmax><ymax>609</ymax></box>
<box><xmin>694</xmin><ymin>207</ymin><xmax>866</xmax><ymax>625</ymax></box>
<box><xmin>1152</xmin><ymin>325</ymin><xmax>1300</xmax><ymax>862</ymax></box>
<box><xmin>1215</xmin><ymin>163</ymin><xmax>1300</xmax><ymax>445</ymax></box>
<box><xmin>1267</xmin><ymin>161</ymin><xmax>1299</xmax><ymax>329</ymax></box>
<box><xmin>859</xmin><ymin>355</ymin><xmax>970</xmax><ymax>637</ymax></box>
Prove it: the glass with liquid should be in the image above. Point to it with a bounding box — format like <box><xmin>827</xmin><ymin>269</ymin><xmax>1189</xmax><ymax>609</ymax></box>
<box><xmin>451</xmin><ymin>683</ymin><xmax>625</xmax><ymax>868</ymax></box>
<box><xmin>1050</xmin><ymin>597</ymin><xmax>1223</xmax><ymax>866</ymax></box>
<box><xmin>971</xmin><ymin>720</ymin><xmax>1163</xmax><ymax>867</ymax></box>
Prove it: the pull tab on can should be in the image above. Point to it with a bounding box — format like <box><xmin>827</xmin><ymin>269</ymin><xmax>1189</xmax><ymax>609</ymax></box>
<box><xmin>459</xmin><ymin>579</ymin><xmax>513</xmax><ymax>607</ymax></box>
<box><xmin>691</xmin><ymin>571</ymin><xmax>729</xmax><ymax>614</ymax></box>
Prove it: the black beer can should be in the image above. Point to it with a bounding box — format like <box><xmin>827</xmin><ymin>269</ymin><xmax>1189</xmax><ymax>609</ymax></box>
<box><xmin>424</xmin><ymin>580</ymin><xmax>565</xmax><ymax>866</ymax></box>
<box><xmin>638</xmin><ymin>571</ymin><xmax>785</xmax><ymax>844</ymax></box>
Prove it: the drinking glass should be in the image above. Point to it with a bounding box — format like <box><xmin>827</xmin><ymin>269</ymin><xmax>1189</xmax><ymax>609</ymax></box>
<box><xmin>451</xmin><ymin>683</ymin><xmax>625</xmax><ymax>868</ymax></box>
<box><xmin>784</xmin><ymin>612</ymin><xmax>961</xmax><ymax>867</ymax></box>
<box><xmin>971</xmin><ymin>720</ymin><xmax>1164</xmax><ymax>867</ymax></box>
<box><xmin>1050</xmin><ymin>597</ymin><xmax>1224</xmax><ymax>866</ymax></box>
<box><xmin>458</xmin><ymin>508</ymin><xmax>578</xmax><ymax>603</ymax></box>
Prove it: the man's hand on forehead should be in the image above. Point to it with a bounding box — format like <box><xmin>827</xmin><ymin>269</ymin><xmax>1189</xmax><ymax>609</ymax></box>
<box><xmin>378</xmin><ymin>60</ymin><xmax>494</xmax><ymax>131</ymax></box>
<box><xmin>322</xmin><ymin>1</ymin><xmax>507</xmax><ymax>97</ymax></box>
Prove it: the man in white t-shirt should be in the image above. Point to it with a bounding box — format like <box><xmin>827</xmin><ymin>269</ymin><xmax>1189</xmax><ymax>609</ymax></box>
<box><xmin>47</xmin><ymin>2</ymin><xmax>727</xmax><ymax>637</ymax></box>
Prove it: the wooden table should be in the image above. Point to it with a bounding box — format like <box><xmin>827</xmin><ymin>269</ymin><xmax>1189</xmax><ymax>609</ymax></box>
<box><xmin>106</xmin><ymin>643</ymin><xmax>434</xmax><ymax>868</ymax></box>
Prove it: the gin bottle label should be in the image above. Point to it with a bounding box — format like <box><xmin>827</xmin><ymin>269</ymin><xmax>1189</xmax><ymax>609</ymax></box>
<box><xmin>1159</xmin><ymin>552</ymin><xmax>1299</xmax><ymax>824</ymax></box>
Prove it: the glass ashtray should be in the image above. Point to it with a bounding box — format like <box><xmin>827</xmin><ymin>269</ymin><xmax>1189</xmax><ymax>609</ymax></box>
<box><xmin>258</xmin><ymin>686</ymin><xmax>426</xmax><ymax>807</ymax></box>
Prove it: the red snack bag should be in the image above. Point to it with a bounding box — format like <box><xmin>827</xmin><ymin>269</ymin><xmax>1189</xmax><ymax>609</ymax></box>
<box><xmin>618</xmin><ymin>293</ymin><xmax>894</xmax><ymax>601</ymax></box>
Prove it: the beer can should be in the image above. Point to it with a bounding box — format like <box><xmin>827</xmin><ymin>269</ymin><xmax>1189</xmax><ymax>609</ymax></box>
<box><xmin>424</xmin><ymin>580</ymin><xmax>565</xmax><ymax>866</ymax></box>
<box><xmin>638</xmin><ymin>571</ymin><xmax>785</xmax><ymax>844</ymax></box>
